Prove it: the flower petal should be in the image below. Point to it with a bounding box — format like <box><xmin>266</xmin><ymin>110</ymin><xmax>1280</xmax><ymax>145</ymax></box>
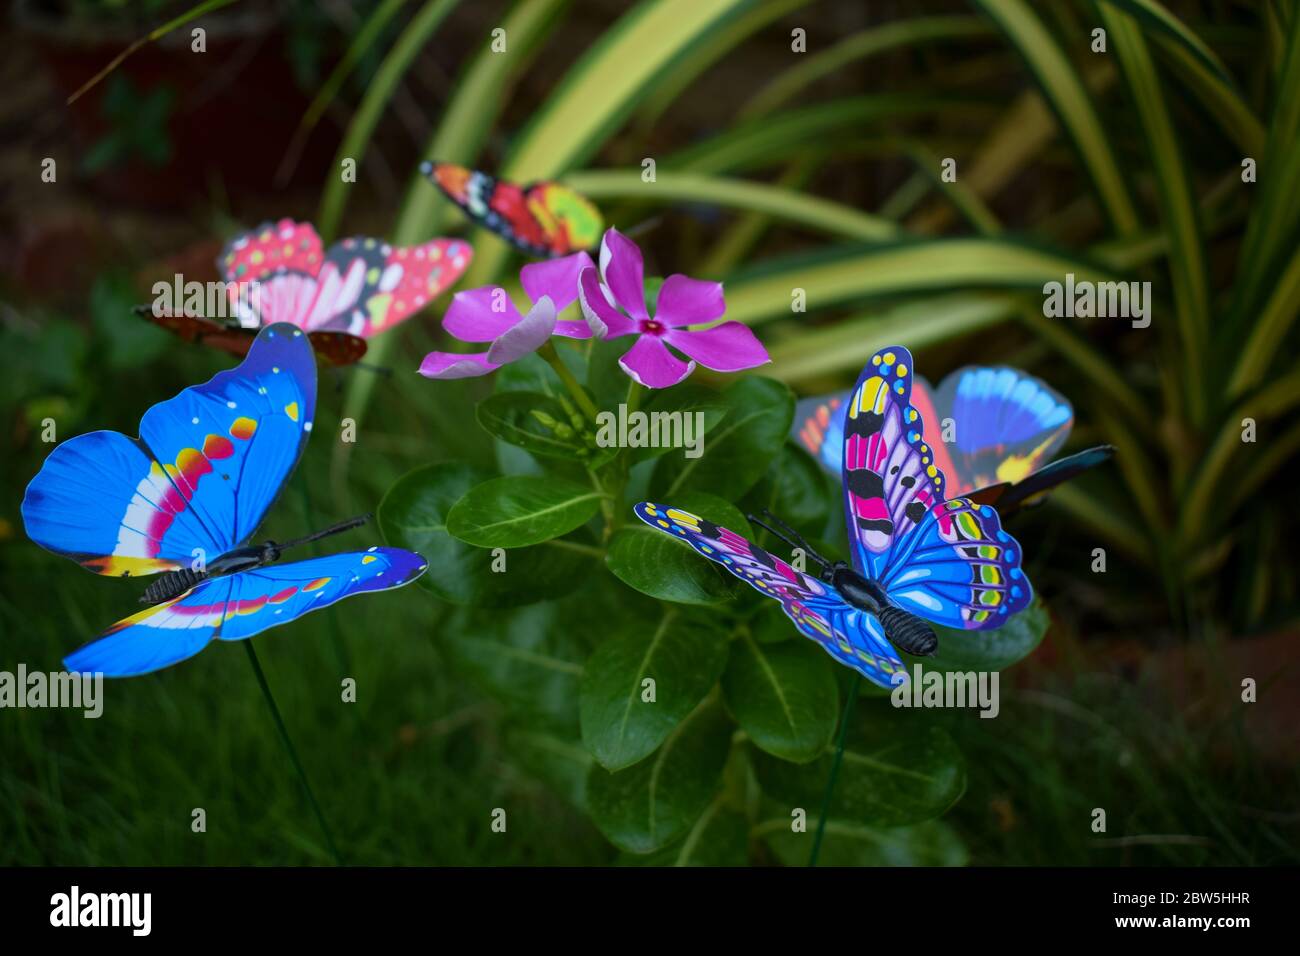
<box><xmin>520</xmin><ymin>251</ymin><xmax>593</xmax><ymax>313</ymax></box>
<box><xmin>619</xmin><ymin>335</ymin><xmax>696</xmax><ymax>389</ymax></box>
<box><xmin>654</xmin><ymin>274</ymin><xmax>725</xmax><ymax>328</ymax></box>
<box><xmin>599</xmin><ymin>228</ymin><xmax>647</xmax><ymax>319</ymax></box>
<box><xmin>418</xmin><ymin>350</ymin><xmax>500</xmax><ymax>379</ymax></box>
<box><xmin>554</xmin><ymin>319</ymin><xmax>593</xmax><ymax>339</ymax></box>
<box><xmin>579</xmin><ymin>266</ymin><xmax>638</xmax><ymax>338</ymax></box>
<box><xmin>443</xmin><ymin>286</ymin><xmax>521</xmax><ymax>342</ymax></box>
<box><xmin>663</xmin><ymin>321</ymin><xmax>770</xmax><ymax>372</ymax></box>
<box><xmin>487</xmin><ymin>296</ymin><xmax>557</xmax><ymax>365</ymax></box>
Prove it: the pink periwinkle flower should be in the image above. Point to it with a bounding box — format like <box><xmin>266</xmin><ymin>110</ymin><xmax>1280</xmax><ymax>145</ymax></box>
<box><xmin>577</xmin><ymin>228</ymin><xmax>769</xmax><ymax>388</ymax></box>
<box><xmin>419</xmin><ymin>252</ymin><xmax>595</xmax><ymax>379</ymax></box>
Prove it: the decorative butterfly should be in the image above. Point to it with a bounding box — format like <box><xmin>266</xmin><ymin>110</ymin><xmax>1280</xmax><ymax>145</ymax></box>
<box><xmin>795</xmin><ymin>364</ymin><xmax>1112</xmax><ymax>515</ymax></box>
<box><xmin>20</xmin><ymin>323</ymin><xmax>428</xmax><ymax>677</ymax></box>
<box><xmin>420</xmin><ymin>162</ymin><xmax>603</xmax><ymax>258</ymax></box>
<box><xmin>636</xmin><ymin>346</ymin><xmax>1033</xmax><ymax>689</ymax></box>
<box><xmin>140</xmin><ymin>219</ymin><xmax>473</xmax><ymax>366</ymax></box>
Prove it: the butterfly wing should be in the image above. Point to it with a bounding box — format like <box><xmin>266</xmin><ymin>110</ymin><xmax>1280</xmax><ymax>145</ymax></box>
<box><xmin>135</xmin><ymin>305</ymin><xmax>258</xmax><ymax>358</ymax></box>
<box><xmin>980</xmin><ymin>444</ymin><xmax>1115</xmax><ymax>514</ymax></box>
<box><xmin>63</xmin><ymin>548</ymin><xmax>428</xmax><ymax>677</ymax></box>
<box><xmin>21</xmin><ymin>324</ymin><xmax>314</xmax><ymax>575</ymax></box>
<box><xmin>909</xmin><ymin>374</ymin><xmax>966</xmax><ymax>495</ymax></box>
<box><xmin>793</xmin><ymin>392</ymin><xmax>850</xmax><ymax>475</ymax></box>
<box><xmin>422</xmin><ymin>162</ymin><xmax>554</xmax><ymax>258</ymax></box>
<box><xmin>523</xmin><ymin>181</ymin><xmax>604</xmax><ymax>256</ymax></box>
<box><xmin>345</xmin><ymin>238</ymin><xmax>473</xmax><ymax>337</ymax></box>
<box><xmin>880</xmin><ymin>496</ymin><xmax>1033</xmax><ymax>630</ymax></box>
<box><xmin>932</xmin><ymin>366</ymin><xmax>1073</xmax><ymax>492</ymax></box>
<box><xmin>841</xmin><ymin>347</ymin><xmax>947</xmax><ymax>580</ymax></box>
<box><xmin>633</xmin><ymin>503</ymin><xmax>905</xmax><ymax>687</ymax></box>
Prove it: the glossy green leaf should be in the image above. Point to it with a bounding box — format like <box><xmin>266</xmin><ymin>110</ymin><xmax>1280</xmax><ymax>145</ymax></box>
<box><xmin>442</xmin><ymin>602</ymin><xmax>594</xmax><ymax>728</ymax></box>
<box><xmin>446</xmin><ymin>475</ymin><xmax>603</xmax><ymax>548</ymax></box>
<box><xmin>617</xmin><ymin>383</ymin><xmax>731</xmax><ymax>465</ymax></box>
<box><xmin>605</xmin><ymin>491</ymin><xmax>753</xmax><ymax>608</ymax></box>
<box><xmin>722</xmin><ymin>636</ymin><xmax>839</xmax><ymax>763</ymax></box>
<box><xmin>378</xmin><ymin>462</ymin><xmax>593</xmax><ymax>607</ymax></box>
<box><xmin>752</xmin><ymin>708</ymin><xmax>966</xmax><ymax>827</ymax></box>
<box><xmin>580</xmin><ymin>611</ymin><xmax>730</xmax><ymax>771</ymax></box>
<box><xmin>741</xmin><ymin>441</ymin><xmax>832</xmax><ymax>540</ymax></box>
<box><xmin>924</xmin><ymin>599</ymin><xmax>1049</xmax><ymax>673</ymax></box>
<box><xmin>618</xmin><ymin>802</ymin><xmax>750</xmax><ymax>866</ymax></box>
<box><xmin>652</xmin><ymin>376</ymin><xmax>794</xmax><ymax>501</ymax></box>
<box><xmin>586</xmin><ymin>701</ymin><xmax>733</xmax><ymax>854</ymax></box>
<box><xmin>476</xmin><ymin>390</ymin><xmax>591</xmax><ymax>461</ymax></box>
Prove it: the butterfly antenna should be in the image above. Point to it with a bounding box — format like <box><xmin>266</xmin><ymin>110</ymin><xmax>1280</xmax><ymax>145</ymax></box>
<box><xmin>746</xmin><ymin>510</ymin><xmax>832</xmax><ymax>573</ymax></box>
<box><xmin>622</xmin><ymin>215</ymin><xmax>663</xmax><ymax>240</ymax></box>
<box><xmin>354</xmin><ymin>362</ymin><xmax>393</xmax><ymax>378</ymax></box>
<box><xmin>277</xmin><ymin>514</ymin><xmax>372</xmax><ymax>552</ymax></box>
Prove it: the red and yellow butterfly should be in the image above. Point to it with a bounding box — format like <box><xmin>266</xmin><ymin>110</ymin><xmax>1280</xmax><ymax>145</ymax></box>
<box><xmin>420</xmin><ymin>162</ymin><xmax>603</xmax><ymax>258</ymax></box>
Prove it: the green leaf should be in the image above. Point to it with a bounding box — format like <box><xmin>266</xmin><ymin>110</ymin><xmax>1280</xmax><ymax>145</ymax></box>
<box><xmin>741</xmin><ymin>441</ymin><xmax>832</xmax><ymax>541</ymax></box>
<box><xmin>973</xmin><ymin>0</ymin><xmax>1139</xmax><ymax>234</ymax></box>
<box><xmin>722</xmin><ymin>635</ymin><xmax>838</xmax><ymax>763</ymax></box>
<box><xmin>446</xmin><ymin>475</ymin><xmax>603</xmax><ymax>548</ymax></box>
<box><xmin>924</xmin><ymin>599</ymin><xmax>1049</xmax><ymax>673</ymax></box>
<box><xmin>586</xmin><ymin>700</ymin><xmax>733</xmax><ymax>854</ymax></box>
<box><xmin>618</xmin><ymin>802</ymin><xmax>750</xmax><ymax>866</ymax></box>
<box><xmin>605</xmin><ymin>529</ymin><xmax>733</xmax><ymax>606</ymax></box>
<box><xmin>652</xmin><ymin>376</ymin><xmax>794</xmax><ymax>501</ymax></box>
<box><xmin>752</xmin><ymin>707</ymin><xmax>965</xmax><ymax>827</ymax></box>
<box><xmin>723</xmin><ymin>239</ymin><xmax>1123</xmax><ymax>328</ymax></box>
<box><xmin>464</xmin><ymin>0</ymin><xmax>755</xmax><ymax>286</ymax></box>
<box><xmin>378</xmin><ymin>462</ymin><xmax>593</xmax><ymax>607</ymax></box>
<box><xmin>604</xmin><ymin>491</ymin><xmax>752</xmax><ymax>605</ymax></box>
<box><xmin>565</xmin><ymin>169</ymin><xmax>898</xmax><ymax>242</ymax></box>
<box><xmin>760</xmin><ymin>816</ymin><xmax>968</xmax><ymax>867</ymax></box>
<box><xmin>442</xmin><ymin>602</ymin><xmax>594</xmax><ymax>728</ymax></box>
<box><xmin>476</xmin><ymin>390</ymin><xmax>591</xmax><ymax>461</ymax></box>
<box><xmin>504</xmin><ymin>726</ymin><xmax>594</xmax><ymax>811</ymax></box>
<box><xmin>580</xmin><ymin>611</ymin><xmax>730</xmax><ymax>771</ymax></box>
<box><xmin>619</xmin><ymin>384</ymin><xmax>730</xmax><ymax>465</ymax></box>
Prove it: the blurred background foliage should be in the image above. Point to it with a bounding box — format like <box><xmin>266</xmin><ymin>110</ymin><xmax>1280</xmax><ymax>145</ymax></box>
<box><xmin>1</xmin><ymin>0</ymin><xmax>1297</xmax><ymax>865</ymax></box>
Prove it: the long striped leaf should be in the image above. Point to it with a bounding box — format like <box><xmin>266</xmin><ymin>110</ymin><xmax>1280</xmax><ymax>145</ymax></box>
<box><xmin>721</xmin><ymin>238</ymin><xmax>1121</xmax><ymax>326</ymax></box>
<box><xmin>563</xmin><ymin>169</ymin><xmax>898</xmax><ymax>243</ymax></box>
<box><xmin>739</xmin><ymin>15</ymin><xmax>994</xmax><ymax>120</ymax></box>
<box><xmin>462</xmin><ymin>0</ymin><xmax>754</xmax><ymax>287</ymax></box>
<box><xmin>316</xmin><ymin>0</ymin><xmax>462</xmax><ymax>241</ymax></box>
<box><xmin>1100</xmin><ymin>2</ymin><xmax>1210</xmax><ymax>423</ymax></box>
<box><xmin>973</xmin><ymin>0</ymin><xmax>1139</xmax><ymax>235</ymax></box>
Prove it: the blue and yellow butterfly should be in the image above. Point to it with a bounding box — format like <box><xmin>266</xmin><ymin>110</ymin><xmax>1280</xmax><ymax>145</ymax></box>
<box><xmin>795</xmin><ymin>364</ymin><xmax>1112</xmax><ymax>515</ymax></box>
<box><xmin>636</xmin><ymin>346</ymin><xmax>1033</xmax><ymax>689</ymax></box>
<box><xmin>21</xmin><ymin>323</ymin><xmax>427</xmax><ymax>677</ymax></box>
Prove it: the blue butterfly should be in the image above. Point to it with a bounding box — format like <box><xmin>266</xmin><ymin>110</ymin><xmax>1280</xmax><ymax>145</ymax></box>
<box><xmin>635</xmin><ymin>345</ymin><xmax>1033</xmax><ymax>689</ymax></box>
<box><xmin>21</xmin><ymin>323</ymin><xmax>428</xmax><ymax>677</ymax></box>
<box><xmin>794</xmin><ymin>364</ymin><xmax>1112</xmax><ymax>516</ymax></box>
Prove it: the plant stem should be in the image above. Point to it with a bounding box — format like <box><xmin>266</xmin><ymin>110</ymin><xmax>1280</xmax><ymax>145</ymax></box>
<box><xmin>243</xmin><ymin>640</ymin><xmax>344</xmax><ymax>865</ymax></box>
<box><xmin>809</xmin><ymin>676</ymin><xmax>860</xmax><ymax>867</ymax></box>
<box><xmin>539</xmin><ymin>341</ymin><xmax>600</xmax><ymax>422</ymax></box>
